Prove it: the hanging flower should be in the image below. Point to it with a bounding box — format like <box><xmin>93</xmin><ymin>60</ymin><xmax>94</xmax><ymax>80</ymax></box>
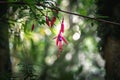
<box><xmin>31</xmin><ymin>24</ymin><xmax>35</xmax><ymax>31</ymax></box>
<box><xmin>54</xmin><ymin>32</ymin><xmax>68</xmax><ymax>58</ymax></box>
<box><xmin>46</xmin><ymin>15</ymin><xmax>50</xmax><ymax>27</ymax></box>
<box><xmin>46</xmin><ymin>14</ymin><xmax>56</xmax><ymax>27</ymax></box>
<box><xmin>51</xmin><ymin>16</ymin><xmax>56</xmax><ymax>27</ymax></box>
<box><xmin>53</xmin><ymin>18</ymin><xmax>68</xmax><ymax>58</ymax></box>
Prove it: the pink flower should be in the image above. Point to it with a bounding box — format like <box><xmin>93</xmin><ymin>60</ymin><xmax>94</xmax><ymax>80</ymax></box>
<box><xmin>46</xmin><ymin>15</ymin><xmax>56</xmax><ymax>27</ymax></box>
<box><xmin>54</xmin><ymin>32</ymin><xmax>68</xmax><ymax>58</ymax></box>
<box><xmin>31</xmin><ymin>24</ymin><xmax>34</xmax><ymax>31</ymax></box>
<box><xmin>51</xmin><ymin>16</ymin><xmax>56</xmax><ymax>27</ymax></box>
<box><xmin>46</xmin><ymin>15</ymin><xmax>50</xmax><ymax>27</ymax></box>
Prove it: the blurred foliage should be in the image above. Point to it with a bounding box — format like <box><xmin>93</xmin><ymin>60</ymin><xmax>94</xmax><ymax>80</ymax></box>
<box><xmin>7</xmin><ymin>0</ymin><xmax>105</xmax><ymax>80</ymax></box>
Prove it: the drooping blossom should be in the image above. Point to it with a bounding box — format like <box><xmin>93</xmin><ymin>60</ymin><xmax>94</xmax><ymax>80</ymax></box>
<box><xmin>45</xmin><ymin>15</ymin><xmax>56</xmax><ymax>27</ymax></box>
<box><xmin>31</xmin><ymin>24</ymin><xmax>35</xmax><ymax>31</ymax></box>
<box><xmin>53</xmin><ymin>18</ymin><xmax>68</xmax><ymax>58</ymax></box>
<box><xmin>54</xmin><ymin>31</ymin><xmax>68</xmax><ymax>58</ymax></box>
<box><xmin>51</xmin><ymin>16</ymin><xmax>56</xmax><ymax>27</ymax></box>
<box><xmin>46</xmin><ymin>15</ymin><xmax>50</xmax><ymax>26</ymax></box>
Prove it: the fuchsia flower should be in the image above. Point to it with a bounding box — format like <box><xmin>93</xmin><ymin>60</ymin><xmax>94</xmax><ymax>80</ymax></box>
<box><xmin>46</xmin><ymin>15</ymin><xmax>50</xmax><ymax>27</ymax></box>
<box><xmin>54</xmin><ymin>18</ymin><xmax>68</xmax><ymax>58</ymax></box>
<box><xmin>54</xmin><ymin>32</ymin><xmax>68</xmax><ymax>58</ymax></box>
<box><xmin>55</xmin><ymin>32</ymin><xmax>68</xmax><ymax>47</ymax></box>
<box><xmin>31</xmin><ymin>24</ymin><xmax>35</xmax><ymax>31</ymax></box>
<box><xmin>46</xmin><ymin>15</ymin><xmax>56</xmax><ymax>27</ymax></box>
<box><xmin>51</xmin><ymin>16</ymin><xmax>56</xmax><ymax>27</ymax></box>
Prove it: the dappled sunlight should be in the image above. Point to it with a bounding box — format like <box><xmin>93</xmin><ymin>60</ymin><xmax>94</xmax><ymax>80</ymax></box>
<box><xmin>72</xmin><ymin>25</ymin><xmax>81</xmax><ymax>40</ymax></box>
<box><xmin>83</xmin><ymin>37</ymin><xmax>95</xmax><ymax>52</ymax></box>
<box><xmin>45</xmin><ymin>55</ymin><xmax>57</xmax><ymax>66</ymax></box>
<box><xmin>61</xmin><ymin>0</ymin><xmax>69</xmax><ymax>7</ymax></box>
<box><xmin>72</xmin><ymin>32</ymin><xmax>81</xmax><ymax>41</ymax></box>
<box><xmin>7</xmin><ymin>0</ymin><xmax>105</xmax><ymax>80</ymax></box>
<box><xmin>45</xmin><ymin>28</ymin><xmax>52</xmax><ymax>35</ymax></box>
<box><xmin>33</xmin><ymin>33</ymin><xmax>43</xmax><ymax>42</ymax></box>
<box><xmin>65</xmin><ymin>52</ymin><xmax>72</xmax><ymax>61</ymax></box>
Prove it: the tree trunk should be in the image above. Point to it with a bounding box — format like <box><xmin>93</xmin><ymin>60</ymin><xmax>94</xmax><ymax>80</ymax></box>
<box><xmin>97</xmin><ymin>0</ymin><xmax>120</xmax><ymax>80</ymax></box>
<box><xmin>0</xmin><ymin>0</ymin><xmax>12</xmax><ymax>79</ymax></box>
<box><xmin>104</xmin><ymin>37</ymin><xmax>120</xmax><ymax>79</ymax></box>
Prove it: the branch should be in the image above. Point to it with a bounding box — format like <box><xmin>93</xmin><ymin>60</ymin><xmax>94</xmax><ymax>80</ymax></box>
<box><xmin>59</xmin><ymin>9</ymin><xmax>120</xmax><ymax>26</ymax></box>
<box><xmin>0</xmin><ymin>1</ymin><xmax>120</xmax><ymax>26</ymax></box>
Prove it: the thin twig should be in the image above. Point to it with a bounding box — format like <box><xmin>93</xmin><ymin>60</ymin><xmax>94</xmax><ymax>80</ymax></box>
<box><xmin>59</xmin><ymin>9</ymin><xmax>120</xmax><ymax>26</ymax></box>
<box><xmin>0</xmin><ymin>1</ymin><xmax>120</xmax><ymax>26</ymax></box>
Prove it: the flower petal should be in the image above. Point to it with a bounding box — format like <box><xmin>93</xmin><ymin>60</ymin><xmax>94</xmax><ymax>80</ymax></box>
<box><xmin>56</xmin><ymin>38</ymin><xmax>59</xmax><ymax>46</ymax></box>
<box><xmin>59</xmin><ymin>41</ymin><xmax>62</xmax><ymax>50</ymax></box>
<box><xmin>62</xmin><ymin>36</ymin><xmax>68</xmax><ymax>44</ymax></box>
<box><xmin>51</xmin><ymin>16</ymin><xmax>56</xmax><ymax>27</ymax></box>
<box><xmin>31</xmin><ymin>24</ymin><xmax>34</xmax><ymax>31</ymax></box>
<box><xmin>60</xmin><ymin>18</ymin><xmax>64</xmax><ymax>33</ymax></box>
<box><xmin>46</xmin><ymin>15</ymin><xmax>50</xmax><ymax>26</ymax></box>
<box><xmin>57</xmin><ymin>41</ymin><xmax>62</xmax><ymax>58</ymax></box>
